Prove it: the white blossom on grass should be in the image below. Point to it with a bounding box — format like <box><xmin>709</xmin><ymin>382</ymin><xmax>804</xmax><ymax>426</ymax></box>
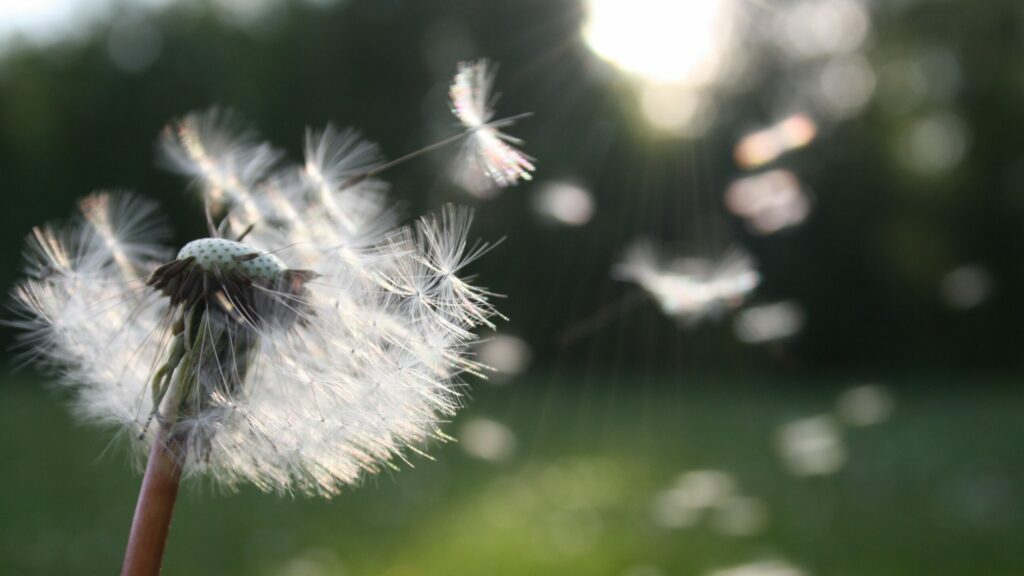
<box><xmin>449</xmin><ymin>59</ymin><xmax>536</xmax><ymax>195</ymax></box>
<box><xmin>11</xmin><ymin>109</ymin><xmax>502</xmax><ymax>497</ymax></box>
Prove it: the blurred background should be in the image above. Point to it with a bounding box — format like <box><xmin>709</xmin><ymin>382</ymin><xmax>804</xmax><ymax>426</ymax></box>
<box><xmin>1</xmin><ymin>0</ymin><xmax>1022</xmax><ymax>574</ymax></box>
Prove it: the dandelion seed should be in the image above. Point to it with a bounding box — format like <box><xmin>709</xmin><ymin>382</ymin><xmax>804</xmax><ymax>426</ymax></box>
<box><xmin>836</xmin><ymin>384</ymin><xmax>894</xmax><ymax>427</ymax></box>
<box><xmin>160</xmin><ymin>107</ymin><xmax>282</xmax><ymax>229</ymax></box>
<box><xmin>734</xmin><ymin>301</ymin><xmax>805</xmax><ymax>344</ymax></box>
<box><xmin>531</xmin><ymin>181</ymin><xmax>595</xmax><ymax>226</ymax></box>
<box><xmin>650</xmin><ymin>468</ymin><xmax>769</xmax><ymax>538</ymax></box>
<box><xmin>939</xmin><ymin>264</ymin><xmax>993</xmax><ymax>311</ymax></box>
<box><xmin>458</xmin><ymin>417</ymin><xmax>517</xmax><ymax>463</ymax></box>
<box><xmin>725</xmin><ymin>170</ymin><xmax>811</xmax><ymax>235</ymax></box>
<box><xmin>449</xmin><ymin>59</ymin><xmax>536</xmax><ymax>195</ymax></box>
<box><xmin>476</xmin><ymin>333</ymin><xmax>531</xmax><ymax>384</ymax></box>
<box><xmin>733</xmin><ymin>114</ymin><xmax>817</xmax><ymax>169</ymax></box>
<box><xmin>12</xmin><ymin>108</ymin><xmax>502</xmax><ymax>498</ymax></box>
<box><xmin>673</xmin><ymin>469</ymin><xmax>737</xmax><ymax>507</ymax></box>
<box><xmin>711</xmin><ymin>496</ymin><xmax>768</xmax><ymax>537</ymax></box>
<box><xmin>775</xmin><ymin>415</ymin><xmax>846</xmax><ymax>477</ymax></box>
<box><xmin>613</xmin><ymin>240</ymin><xmax>760</xmax><ymax>325</ymax></box>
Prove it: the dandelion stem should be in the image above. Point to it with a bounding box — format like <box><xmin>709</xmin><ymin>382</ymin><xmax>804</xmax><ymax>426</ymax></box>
<box><xmin>340</xmin><ymin>132</ymin><xmax>467</xmax><ymax>189</ymax></box>
<box><xmin>339</xmin><ymin>113</ymin><xmax>533</xmax><ymax>189</ymax></box>
<box><xmin>120</xmin><ymin>426</ymin><xmax>183</xmax><ymax>576</ymax></box>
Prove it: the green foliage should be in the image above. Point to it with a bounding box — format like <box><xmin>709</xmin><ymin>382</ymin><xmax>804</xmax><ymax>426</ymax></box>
<box><xmin>2</xmin><ymin>377</ymin><xmax>1021</xmax><ymax>575</ymax></box>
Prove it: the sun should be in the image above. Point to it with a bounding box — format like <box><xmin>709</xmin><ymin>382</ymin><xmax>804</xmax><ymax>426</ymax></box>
<box><xmin>583</xmin><ymin>0</ymin><xmax>735</xmax><ymax>87</ymax></box>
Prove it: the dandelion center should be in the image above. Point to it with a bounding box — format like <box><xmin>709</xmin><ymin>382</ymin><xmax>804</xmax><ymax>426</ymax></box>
<box><xmin>177</xmin><ymin>237</ymin><xmax>286</xmax><ymax>281</ymax></box>
<box><xmin>148</xmin><ymin>236</ymin><xmax>313</xmax><ymax>329</ymax></box>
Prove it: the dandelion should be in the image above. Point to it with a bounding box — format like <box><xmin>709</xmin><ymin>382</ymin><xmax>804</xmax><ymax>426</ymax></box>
<box><xmin>449</xmin><ymin>59</ymin><xmax>536</xmax><ymax>195</ymax></box>
<box><xmin>10</xmin><ymin>108</ymin><xmax>506</xmax><ymax>575</ymax></box>
<box><xmin>613</xmin><ymin>240</ymin><xmax>760</xmax><ymax>325</ymax></box>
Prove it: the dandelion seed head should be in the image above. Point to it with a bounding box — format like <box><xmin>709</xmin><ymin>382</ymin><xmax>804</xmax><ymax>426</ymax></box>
<box><xmin>13</xmin><ymin>108</ymin><xmax>504</xmax><ymax>497</ymax></box>
<box><xmin>177</xmin><ymin>237</ymin><xmax>286</xmax><ymax>280</ymax></box>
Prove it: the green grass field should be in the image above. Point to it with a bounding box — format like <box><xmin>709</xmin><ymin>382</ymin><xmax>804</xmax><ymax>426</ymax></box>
<box><xmin>1</xmin><ymin>375</ymin><xmax>1021</xmax><ymax>576</ymax></box>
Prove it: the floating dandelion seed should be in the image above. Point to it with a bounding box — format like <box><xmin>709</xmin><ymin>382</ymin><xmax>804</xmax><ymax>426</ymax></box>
<box><xmin>613</xmin><ymin>240</ymin><xmax>760</xmax><ymax>325</ymax></box>
<box><xmin>476</xmin><ymin>333</ymin><xmax>532</xmax><ymax>384</ymax></box>
<box><xmin>836</xmin><ymin>384</ymin><xmax>894</xmax><ymax>427</ymax></box>
<box><xmin>531</xmin><ymin>180</ymin><xmax>595</xmax><ymax>226</ymax></box>
<box><xmin>650</xmin><ymin>469</ymin><xmax>736</xmax><ymax>529</ymax></box>
<box><xmin>449</xmin><ymin>59</ymin><xmax>536</xmax><ymax>195</ymax></box>
<box><xmin>458</xmin><ymin>417</ymin><xmax>517</xmax><ymax>463</ymax></box>
<box><xmin>939</xmin><ymin>264</ymin><xmax>993</xmax><ymax>311</ymax></box>
<box><xmin>160</xmin><ymin>107</ymin><xmax>283</xmax><ymax>220</ymax></box>
<box><xmin>711</xmin><ymin>495</ymin><xmax>768</xmax><ymax>537</ymax></box>
<box><xmin>12</xmin><ymin>109</ymin><xmax>502</xmax><ymax>499</ymax></box>
<box><xmin>734</xmin><ymin>301</ymin><xmax>806</xmax><ymax>344</ymax></box>
<box><xmin>725</xmin><ymin>170</ymin><xmax>811</xmax><ymax>236</ymax></box>
<box><xmin>775</xmin><ymin>415</ymin><xmax>846</xmax><ymax>477</ymax></box>
<box><xmin>650</xmin><ymin>469</ymin><xmax>767</xmax><ymax>536</ymax></box>
<box><xmin>734</xmin><ymin>114</ymin><xmax>818</xmax><ymax>169</ymax></box>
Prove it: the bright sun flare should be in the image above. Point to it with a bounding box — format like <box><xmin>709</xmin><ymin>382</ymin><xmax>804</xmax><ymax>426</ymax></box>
<box><xmin>583</xmin><ymin>0</ymin><xmax>734</xmax><ymax>87</ymax></box>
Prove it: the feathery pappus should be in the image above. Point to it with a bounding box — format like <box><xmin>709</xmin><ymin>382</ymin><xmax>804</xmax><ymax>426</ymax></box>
<box><xmin>449</xmin><ymin>59</ymin><xmax>536</xmax><ymax>196</ymax></box>
<box><xmin>10</xmin><ymin>108</ymin><xmax>504</xmax><ymax>497</ymax></box>
<box><xmin>613</xmin><ymin>240</ymin><xmax>761</xmax><ymax>326</ymax></box>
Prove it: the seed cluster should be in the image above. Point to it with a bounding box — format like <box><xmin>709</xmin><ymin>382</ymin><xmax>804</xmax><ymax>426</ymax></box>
<box><xmin>13</xmin><ymin>106</ymin><xmax>502</xmax><ymax>496</ymax></box>
<box><xmin>177</xmin><ymin>238</ymin><xmax>285</xmax><ymax>281</ymax></box>
<box><xmin>148</xmin><ymin>237</ymin><xmax>312</xmax><ymax>328</ymax></box>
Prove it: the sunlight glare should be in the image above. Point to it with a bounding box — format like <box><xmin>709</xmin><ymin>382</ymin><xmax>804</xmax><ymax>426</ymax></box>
<box><xmin>583</xmin><ymin>0</ymin><xmax>738</xmax><ymax>135</ymax></box>
<box><xmin>584</xmin><ymin>0</ymin><xmax>733</xmax><ymax>87</ymax></box>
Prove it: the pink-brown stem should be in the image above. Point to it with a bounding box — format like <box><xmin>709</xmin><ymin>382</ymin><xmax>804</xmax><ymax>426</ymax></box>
<box><xmin>120</xmin><ymin>429</ymin><xmax>183</xmax><ymax>576</ymax></box>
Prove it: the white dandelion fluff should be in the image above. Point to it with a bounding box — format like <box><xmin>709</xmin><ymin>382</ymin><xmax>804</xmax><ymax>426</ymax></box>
<box><xmin>11</xmin><ymin>109</ymin><xmax>502</xmax><ymax>497</ymax></box>
<box><xmin>160</xmin><ymin>107</ymin><xmax>283</xmax><ymax>225</ymax></box>
<box><xmin>613</xmin><ymin>240</ymin><xmax>760</xmax><ymax>325</ymax></box>
<box><xmin>449</xmin><ymin>59</ymin><xmax>536</xmax><ymax>195</ymax></box>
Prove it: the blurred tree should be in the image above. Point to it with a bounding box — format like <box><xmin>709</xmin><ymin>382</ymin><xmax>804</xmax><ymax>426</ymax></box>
<box><xmin>0</xmin><ymin>0</ymin><xmax>1021</xmax><ymax>376</ymax></box>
